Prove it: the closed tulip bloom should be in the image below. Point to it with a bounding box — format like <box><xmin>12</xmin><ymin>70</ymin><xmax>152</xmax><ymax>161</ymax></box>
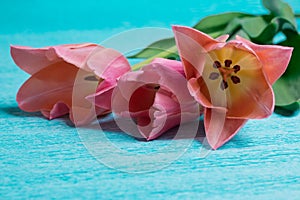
<box><xmin>111</xmin><ymin>58</ymin><xmax>200</xmax><ymax>140</ymax></box>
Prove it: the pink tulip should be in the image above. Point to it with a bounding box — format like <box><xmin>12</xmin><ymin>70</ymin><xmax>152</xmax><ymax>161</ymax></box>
<box><xmin>11</xmin><ymin>43</ymin><xmax>131</xmax><ymax>125</ymax></box>
<box><xmin>173</xmin><ymin>25</ymin><xmax>293</xmax><ymax>149</ymax></box>
<box><xmin>111</xmin><ymin>58</ymin><xmax>200</xmax><ymax>140</ymax></box>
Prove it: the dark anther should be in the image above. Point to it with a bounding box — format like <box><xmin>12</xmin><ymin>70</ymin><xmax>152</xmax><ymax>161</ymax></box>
<box><xmin>224</xmin><ymin>59</ymin><xmax>232</xmax><ymax>67</ymax></box>
<box><xmin>209</xmin><ymin>72</ymin><xmax>220</xmax><ymax>80</ymax></box>
<box><xmin>154</xmin><ymin>85</ymin><xmax>160</xmax><ymax>90</ymax></box>
<box><xmin>213</xmin><ymin>61</ymin><xmax>221</xmax><ymax>68</ymax></box>
<box><xmin>84</xmin><ymin>75</ymin><xmax>98</xmax><ymax>81</ymax></box>
<box><xmin>233</xmin><ymin>65</ymin><xmax>240</xmax><ymax>73</ymax></box>
<box><xmin>231</xmin><ymin>76</ymin><xmax>241</xmax><ymax>84</ymax></box>
<box><xmin>220</xmin><ymin>80</ymin><xmax>228</xmax><ymax>90</ymax></box>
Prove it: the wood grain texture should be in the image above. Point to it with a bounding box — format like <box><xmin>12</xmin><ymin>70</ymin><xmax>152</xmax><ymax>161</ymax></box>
<box><xmin>1</xmin><ymin>29</ymin><xmax>300</xmax><ymax>200</ymax></box>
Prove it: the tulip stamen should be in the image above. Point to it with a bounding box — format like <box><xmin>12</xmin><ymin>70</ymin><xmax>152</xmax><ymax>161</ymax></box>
<box><xmin>211</xmin><ymin>59</ymin><xmax>242</xmax><ymax>90</ymax></box>
<box><xmin>84</xmin><ymin>75</ymin><xmax>99</xmax><ymax>81</ymax></box>
<box><xmin>224</xmin><ymin>59</ymin><xmax>232</xmax><ymax>68</ymax></box>
<box><xmin>213</xmin><ymin>61</ymin><xmax>221</xmax><ymax>68</ymax></box>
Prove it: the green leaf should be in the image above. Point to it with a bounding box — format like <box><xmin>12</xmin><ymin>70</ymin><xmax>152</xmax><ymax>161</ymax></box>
<box><xmin>279</xmin><ymin>33</ymin><xmax>300</xmax><ymax>77</ymax></box>
<box><xmin>275</xmin><ymin>101</ymin><xmax>300</xmax><ymax>116</ymax></box>
<box><xmin>193</xmin><ymin>12</ymin><xmax>253</xmax><ymax>37</ymax></box>
<box><xmin>130</xmin><ymin>12</ymin><xmax>253</xmax><ymax>59</ymax></box>
<box><xmin>273</xmin><ymin>77</ymin><xmax>300</xmax><ymax>106</ymax></box>
<box><xmin>263</xmin><ymin>0</ymin><xmax>297</xmax><ymax>28</ymax></box>
<box><xmin>228</xmin><ymin>15</ymin><xmax>298</xmax><ymax>44</ymax></box>
<box><xmin>246</xmin><ymin>17</ymin><xmax>297</xmax><ymax>43</ymax></box>
<box><xmin>222</xmin><ymin>16</ymin><xmax>273</xmax><ymax>42</ymax></box>
<box><xmin>273</xmin><ymin>37</ymin><xmax>299</xmax><ymax>107</ymax></box>
<box><xmin>273</xmin><ymin>33</ymin><xmax>300</xmax><ymax>106</ymax></box>
<box><xmin>128</xmin><ymin>37</ymin><xmax>178</xmax><ymax>59</ymax></box>
<box><xmin>240</xmin><ymin>16</ymin><xmax>269</xmax><ymax>38</ymax></box>
<box><xmin>230</xmin><ymin>29</ymin><xmax>251</xmax><ymax>40</ymax></box>
<box><xmin>222</xmin><ymin>17</ymin><xmax>243</xmax><ymax>37</ymax></box>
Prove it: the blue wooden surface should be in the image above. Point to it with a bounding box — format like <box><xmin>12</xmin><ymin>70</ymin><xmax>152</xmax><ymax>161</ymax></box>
<box><xmin>1</xmin><ymin>0</ymin><xmax>300</xmax><ymax>199</ymax></box>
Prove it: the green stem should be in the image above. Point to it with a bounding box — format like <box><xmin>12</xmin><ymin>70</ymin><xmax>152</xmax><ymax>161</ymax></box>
<box><xmin>131</xmin><ymin>46</ymin><xmax>178</xmax><ymax>71</ymax></box>
<box><xmin>295</xmin><ymin>14</ymin><xmax>300</xmax><ymax>18</ymax></box>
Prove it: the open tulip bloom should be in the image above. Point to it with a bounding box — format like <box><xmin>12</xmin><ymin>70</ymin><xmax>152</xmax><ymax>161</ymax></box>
<box><xmin>173</xmin><ymin>25</ymin><xmax>293</xmax><ymax>149</ymax></box>
<box><xmin>11</xmin><ymin>44</ymin><xmax>131</xmax><ymax>126</ymax></box>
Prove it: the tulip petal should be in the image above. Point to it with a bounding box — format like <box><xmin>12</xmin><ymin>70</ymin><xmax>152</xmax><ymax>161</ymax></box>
<box><xmin>86</xmin><ymin>79</ymin><xmax>117</xmax><ymax>111</ymax></box>
<box><xmin>17</xmin><ymin>61</ymin><xmax>100</xmax><ymax>125</ymax></box>
<box><xmin>16</xmin><ymin>62</ymin><xmax>77</xmax><ymax>112</ymax></box>
<box><xmin>112</xmin><ymin>62</ymin><xmax>199</xmax><ymax>140</ymax></box>
<box><xmin>138</xmin><ymin>91</ymin><xmax>182</xmax><ymax>140</ymax></box>
<box><xmin>84</xmin><ymin>47</ymin><xmax>131</xmax><ymax>111</ymax></box>
<box><xmin>172</xmin><ymin>25</ymin><xmax>226</xmax><ymax>79</ymax></box>
<box><xmin>11</xmin><ymin>43</ymin><xmax>98</xmax><ymax>75</ymax></box>
<box><xmin>187</xmin><ymin>77</ymin><xmax>215</xmax><ymax>109</ymax></box>
<box><xmin>85</xmin><ymin>47</ymin><xmax>131</xmax><ymax>80</ymax></box>
<box><xmin>204</xmin><ymin>108</ymin><xmax>247</xmax><ymax>149</ymax></box>
<box><xmin>216</xmin><ymin>34</ymin><xmax>230</xmax><ymax>42</ymax></box>
<box><xmin>173</xmin><ymin>25</ymin><xmax>224</xmax><ymax>50</ymax></box>
<box><xmin>41</xmin><ymin>102</ymin><xmax>69</xmax><ymax>119</ymax></box>
<box><xmin>236</xmin><ymin>35</ymin><xmax>293</xmax><ymax>84</ymax></box>
<box><xmin>151</xmin><ymin>58</ymin><xmax>184</xmax><ymax>76</ymax></box>
<box><xmin>226</xmin><ymin>65</ymin><xmax>275</xmax><ymax>119</ymax></box>
<box><xmin>69</xmin><ymin>68</ymin><xmax>103</xmax><ymax>126</ymax></box>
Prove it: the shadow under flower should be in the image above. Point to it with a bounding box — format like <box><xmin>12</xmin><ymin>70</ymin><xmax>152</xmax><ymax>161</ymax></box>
<box><xmin>4</xmin><ymin>107</ymin><xmax>247</xmax><ymax>149</ymax></box>
<box><xmin>82</xmin><ymin>114</ymin><xmax>251</xmax><ymax>150</ymax></box>
<box><xmin>1</xmin><ymin>106</ymin><xmax>43</xmax><ymax>118</ymax></box>
<box><xmin>1</xmin><ymin>106</ymin><xmax>76</xmax><ymax>126</ymax></box>
<box><xmin>80</xmin><ymin>113</ymin><xmax>206</xmax><ymax>142</ymax></box>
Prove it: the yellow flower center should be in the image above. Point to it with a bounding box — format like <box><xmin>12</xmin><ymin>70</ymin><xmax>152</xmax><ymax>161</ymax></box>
<box><xmin>210</xmin><ymin>59</ymin><xmax>241</xmax><ymax>90</ymax></box>
<box><xmin>209</xmin><ymin>59</ymin><xmax>241</xmax><ymax>90</ymax></box>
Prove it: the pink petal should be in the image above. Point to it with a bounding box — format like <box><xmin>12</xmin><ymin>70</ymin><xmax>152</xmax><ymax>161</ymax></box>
<box><xmin>11</xmin><ymin>43</ymin><xmax>99</xmax><ymax>75</ymax></box>
<box><xmin>16</xmin><ymin>62</ymin><xmax>77</xmax><ymax>112</ymax></box>
<box><xmin>187</xmin><ymin>77</ymin><xmax>214</xmax><ymax>108</ymax></box>
<box><xmin>172</xmin><ymin>25</ymin><xmax>226</xmax><ymax>79</ymax></box>
<box><xmin>151</xmin><ymin>58</ymin><xmax>184</xmax><ymax>76</ymax></box>
<box><xmin>138</xmin><ymin>91</ymin><xmax>182</xmax><ymax>140</ymax></box>
<box><xmin>69</xmin><ymin>68</ymin><xmax>105</xmax><ymax>126</ymax></box>
<box><xmin>85</xmin><ymin>47</ymin><xmax>131</xmax><ymax>111</ymax></box>
<box><xmin>216</xmin><ymin>34</ymin><xmax>230</xmax><ymax>42</ymax></box>
<box><xmin>41</xmin><ymin>102</ymin><xmax>69</xmax><ymax>119</ymax></box>
<box><xmin>173</xmin><ymin>25</ymin><xmax>225</xmax><ymax>50</ymax></box>
<box><xmin>86</xmin><ymin>80</ymin><xmax>115</xmax><ymax>111</ymax></box>
<box><xmin>204</xmin><ymin>108</ymin><xmax>247</xmax><ymax>149</ymax></box>
<box><xmin>235</xmin><ymin>36</ymin><xmax>293</xmax><ymax>84</ymax></box>
<box><xmin>17</xmin><ymin>61</ymin><xmax>100</xmax><ymax>125</ymax></box>
<box><xmin>112</xmin><ymin>62</ymin><xmax>199</xmax><ymax>140</ymax></box>
<box><xmin>85</xmin><ymin>47</ymin><xmax>131</xmax><ymax>80</ymax></box>
<box><xmin>225</xmin><ymin>68</ymin><xmax>275</xmax><ymax>119</ymax></box>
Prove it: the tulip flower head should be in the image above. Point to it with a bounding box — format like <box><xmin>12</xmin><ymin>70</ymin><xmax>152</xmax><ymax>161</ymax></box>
<box><xmin>111</xmin><ymin>58</ymin><xmax>200</xmax><ymax>140</ymax></box>
<box><xmin>11</xmin><ymin>44</ymin><xmax>130</xmax><ymax>125</ymax></box>
<box><xmin>173</xmin><ymin>25</ymin><xmax>293</xmax><ymax>149</ymax></box>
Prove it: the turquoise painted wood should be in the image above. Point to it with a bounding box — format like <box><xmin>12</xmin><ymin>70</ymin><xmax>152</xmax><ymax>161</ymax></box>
<box><xmin>1</xmin><ymin>0</ymin><xmax>300</xmax><ymax>199</ymax></box>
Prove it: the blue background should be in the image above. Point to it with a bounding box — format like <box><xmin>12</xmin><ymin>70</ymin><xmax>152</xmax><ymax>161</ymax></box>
<box><xmin>1</xmin><ymin>0</ymin><xmax>300</xmax><ymax>199</ymax></box>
